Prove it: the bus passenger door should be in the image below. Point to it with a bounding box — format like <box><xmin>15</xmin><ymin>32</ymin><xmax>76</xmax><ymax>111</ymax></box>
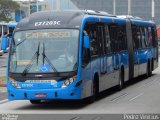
<box><xmin>111</xmin><ymin>25</ymin><xmax>120</xmax><ymax>80</ymax></box>
<box><xmin>97</xmin><ymin>24</ymin><xmax>106</xmax><ymax>74</ymax></box>
<box><xmin>138</xmin><ymin>27</ymin><xmax>148</xmax><ymax>75</ymax></box>
<box><xmin>131</xmin><ymin>25</ymin><xmax>140</xmax><ymax>78</ymax></box>
<box><xmin>133</xmin><ymin>49</ymin><xmax>139</xmax><ymax>77</ymax></box>
<box><xmin>98</xmin><ymin>24</ymin><xmax>118</xmax><ymax>92</ymax></box>
<box><xmin>109</xmin><ymin>25</ymin><xmax>120</xmax><ymax>86</ymax></box>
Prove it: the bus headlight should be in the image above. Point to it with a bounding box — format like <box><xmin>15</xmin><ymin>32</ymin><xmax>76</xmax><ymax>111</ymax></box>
<box><xmin>61</xmin><ymin>76</ymin><xmax>76</xmax><ymax>88</ymax></box>
<box><xmin>9</xmin><ymin>77</ymin><xmax>21</xmax><ymax>89</ymax></box>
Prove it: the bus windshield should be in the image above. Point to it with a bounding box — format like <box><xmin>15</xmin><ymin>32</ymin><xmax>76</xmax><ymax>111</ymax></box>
<box><xmin>9</xmin><ymin>29</ymin><xmax>79</xmax><ymax>74</ymax></box>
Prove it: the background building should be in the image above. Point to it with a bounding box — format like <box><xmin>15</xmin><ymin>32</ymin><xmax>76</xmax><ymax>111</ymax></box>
<box><xmin>71</xmin><ymin>0</ymin><xmax>160</xmax><ymax>26</ymax></box>
<box><xmin>13</xmin><ymin>0</ymin><xmax>49</xmax><ymax>22</ymax></box>
<box><xmin>13</xmin><ymin>0</ymin><xmax>160</xmax><ymax>26</ymax></box>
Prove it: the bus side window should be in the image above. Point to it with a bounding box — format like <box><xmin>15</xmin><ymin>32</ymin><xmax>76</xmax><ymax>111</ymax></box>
<box><xmin>109</xmin><ymin>25</ymin><xmax>119</xmax><ymax>53</ymax></box>
<box><xmin>84</xmin><ymin>23</ymin><xmax>98</xmax><ymax>56</ymax></box>
<box><xmin>155</xmin><ymin>27</ymin><xmax>158</xmax><ymax>47</ymax></box>
<box><xmin>140</xmin><ymin>27</ymin><xmax>147</xmax><ymax>49</ymax></box>
<box><xmin>82</xmin><ymin>23</ymin><xmax>99</xmax><ymax>64</ymax></box>
<box><xmin>117</xmin><ymin>25</ymin><xmax>127</xmax><ymax>51</ymax></box>
<box><xmin>148</xmin><ymin>27</ymin><xmax>153</xmax><ymax>47</ymax></box>
<box><xmin>132</xmin><ymin>25</ymin><xmax>141</xmax><ymax>49</ymax></box>
<box><xmin>151</xmin><ymin>27</ymin><xmax>156</xmax><ymax>47</ymax></box>
<box><xmin>104</xmin><ymin>25</ymin><xmax>111</xmax><ymax>53</ymax></box>
<box><xmin>145</xmin><ymin>27</ymin><xmax>149</xmax><ymax>47</ymax></box>
<box><xmin>90</xmin><ymin>31</ymin><xmax>98</xmax><ymax>56</ymax></box>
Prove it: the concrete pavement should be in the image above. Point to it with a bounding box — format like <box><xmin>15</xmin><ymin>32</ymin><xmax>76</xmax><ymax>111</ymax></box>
<box><xmin>0</xmin><ymin>87</ymin><xmax>7</xmax><ymax>101</ymax></box>
<box><xmin>0</xmin><ymin>53</ymin><xmax>7</xmax><ymax>87</ymax></box>
<box><xmin>0</xmin><ymin>53</ymin><xmax>7</xmax><ymax>77</ymax></box>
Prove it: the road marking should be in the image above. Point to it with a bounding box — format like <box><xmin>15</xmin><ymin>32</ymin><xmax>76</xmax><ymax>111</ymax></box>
<box><xmin>110</xmin><ymin>93</ymin><xmax>128</xmax><ymax>102</ymax></box>
<box><xmin>137</xmin><ymin>84</ymin><xmax>146</xmax><ymax>89</ymax></box>
<box><xmin>129</xmin><ymin>93</ymin><xmax>143</xmax><ymax>101</ymax></box>
<box><xmin>0</xmin><ymin>99</ymin><xmax>8</xmax><ymax>104</ymax></box>
<box><xmin>92</xmin><ymin>116</ymin><xmax>102</xmax><ymax>120</ymax></box>
<box><xmin>137</xmin><ymin>79</ymin><xmax>158</xmax><ymax>89</ymax></box>
<box><xmin>70</xmin><ymin>116</ymin><xmax>81</xmax><ymax>120</ymax></box>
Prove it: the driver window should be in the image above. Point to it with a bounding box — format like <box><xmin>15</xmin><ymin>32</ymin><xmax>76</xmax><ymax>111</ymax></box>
<box><xmin>84</xmin><ymin>23</ymin><xmax>98</xmax><ymax>57</ymax></box>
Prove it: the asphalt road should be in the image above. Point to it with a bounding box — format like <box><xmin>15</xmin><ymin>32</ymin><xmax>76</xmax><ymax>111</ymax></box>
<box><xmin>0</xmin><ymin>67</ymin><xmax>160</xmax><ymax>114</ymax></box>
<box><xmin>0</xmin><ymin>54</ymin><xmax>160</xmax><ymax>116</ymax></box>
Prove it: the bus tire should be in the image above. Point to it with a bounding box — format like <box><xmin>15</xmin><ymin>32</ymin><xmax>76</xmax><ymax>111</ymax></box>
<box><xmin>147</xmin><ymin>61</ymin><xmax>151</xmax><ymax>77</ymax></box>
<box><xmin>30</xmin><ymin>100</ymin><xmax>41</xmax><ymax>104</ymax></box>
<box><xmin>118</xmin><ymin>67</ymin><xmax>124</xmax><ymax>90</ymax></box>
<box><xmin>150</xmin><ymin>64</ymin><xmax>152</xmax><ymax>77</ymax></box>
<box><xmin>88</xmin><ymin>75</ymin><xmax>99</xmax><ymax>103</ymax></box>
<box><xmin>151</xmin><ymin>58</ymin><xmax>154</xmax><ymax>71</ymax></box>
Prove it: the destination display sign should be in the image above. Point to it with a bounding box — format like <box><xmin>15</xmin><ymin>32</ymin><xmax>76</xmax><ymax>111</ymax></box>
<box><xmin>25</xmin><ymin>31</ymin><xmax>70</xmax><ymax>39</ymax></box>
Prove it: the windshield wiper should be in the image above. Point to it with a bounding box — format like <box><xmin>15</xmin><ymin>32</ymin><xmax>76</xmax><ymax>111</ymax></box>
<box><xmin>22</xmin><ymin>42</ymin><xmax>40</xmax><ymax>76</ymax></box>
<box><xmin>42</xmin><ymin>42</ymin><xmax>58</xmax><ymax>73</ymax></box>
<box><xmin>16</xmin><ymin>38</ymin><xmax>27</xmax><ymax>47</ymax></box>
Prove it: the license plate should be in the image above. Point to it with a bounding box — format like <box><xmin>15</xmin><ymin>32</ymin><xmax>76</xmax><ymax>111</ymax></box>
<box><xmin>35</xmin><ymin>93</ymin><xmax>46</xmax><ymax>98</ymax></box>
<box><xmin>26</xmin><ymin>80</ymin><xmax>57</xmax><ymax>83</ymax></box>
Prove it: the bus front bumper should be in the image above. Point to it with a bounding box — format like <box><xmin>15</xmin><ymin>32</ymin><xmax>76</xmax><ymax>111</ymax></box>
<box><xmin>7</xmin><ymin>84</ymin><xmax>82</xmax><ymax>100</ymax></box>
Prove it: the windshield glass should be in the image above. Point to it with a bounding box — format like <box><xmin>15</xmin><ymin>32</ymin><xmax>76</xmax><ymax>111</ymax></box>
<box><xmin>9</xmin><ymin>29</ymin><xmax>79</xmax><ymax>73</ymax></box>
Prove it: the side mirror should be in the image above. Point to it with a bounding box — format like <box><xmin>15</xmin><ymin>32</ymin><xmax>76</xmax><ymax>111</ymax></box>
<box><xmin>82</xmin><ymin>36</ymin><xmax>90</xmax><ymax>67</ymax></box>
<box><xmin>84</xmin><ymin>35</ymin><xmax>90</xmax><ymax>48</ymax></box>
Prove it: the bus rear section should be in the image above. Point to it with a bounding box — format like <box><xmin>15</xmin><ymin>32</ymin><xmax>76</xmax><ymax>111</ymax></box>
<box><xmin>130</xmin><ymin>20</ymin><xmax>158</xmax><ymax>78</ymax></box>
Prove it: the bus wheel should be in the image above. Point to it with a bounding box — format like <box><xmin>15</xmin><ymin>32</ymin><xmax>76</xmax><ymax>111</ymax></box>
<box><xmin>30</xmin><ymin>100</ymin><xmax>41</xmax><ymax>104</ymax></box>
<box><xmin>147</xmin><ymin>61</ymin><xmax>151</xmax><ymax>77</ymax></box>
<box><xmin>118</xmin><ymin>68</ymin><xmax>124</xmax><ymax>90</ymax></box>
<box><xmin>150</xmin><ymin>60</ymin><xmax>153</xmax><ymax>76</ymax></box>
<box><xmin>88</xmin><ymin>78</ymin><xmax>98</xmax><ymax>103</ymax></box>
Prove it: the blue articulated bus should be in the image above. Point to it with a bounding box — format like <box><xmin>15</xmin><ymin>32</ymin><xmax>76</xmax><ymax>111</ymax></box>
<box><xmin>7</xmin><ymin>10</ymin><xmax>158</xmax><ymax>104</ymax></box>
<box><xmin>0</xmin><ymin>22</ymin><xmax>8</xmax><ymax>56</ymax></box>
<box><xmin>1</xmin><ymin>22</ymin><xmax>17</xmax><ymax>53</ymax></box>
<box><xmin>6</xmin><ymin>22</ymin><xmax>17</xmax><ymax>51</ymax></box>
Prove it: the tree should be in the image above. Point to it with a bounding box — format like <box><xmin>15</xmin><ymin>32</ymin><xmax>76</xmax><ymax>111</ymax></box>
<box><xmin>0</xmin><ymin>0</ymin><xmax>19</xmax><ymax>21</ymax></box>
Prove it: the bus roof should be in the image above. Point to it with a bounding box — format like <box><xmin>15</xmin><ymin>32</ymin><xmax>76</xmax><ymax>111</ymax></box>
<box><xmin>117</xmin><ymin>15</ymin><xmax>156</xmax><ymax>26</ymax></box>
<box><xmin>15</xmin><ymin>10</ymin><xmax>119</xmax><ymax>31</ymax></box>
<box><xmin>15</xmin><ymin>10</ymin><xmax>85</xmax><ymax>31</ymax></box>
<box><xmin>15</xmin><ymin>10</ymin><xmax>156</xmax><ymax>31</ymax></box>
<box><xmin>130</xmin><ymin>19</ymin><xmax>155</xmax><ymax>27</ymax></box>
